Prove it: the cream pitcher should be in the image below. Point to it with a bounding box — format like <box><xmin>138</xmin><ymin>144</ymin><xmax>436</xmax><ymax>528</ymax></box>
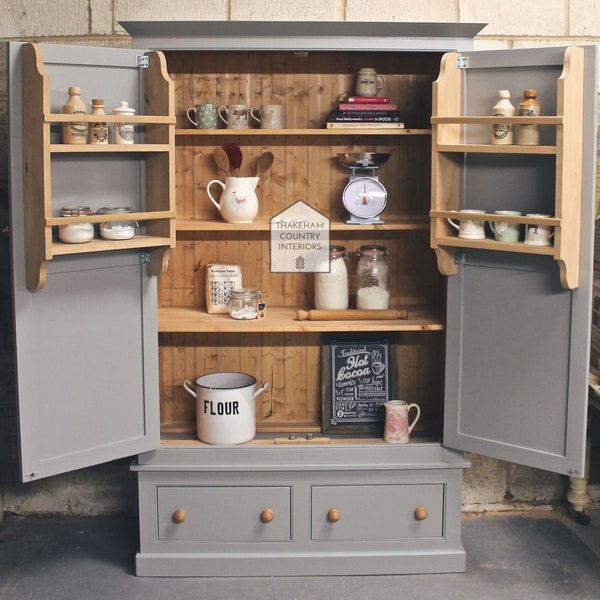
<box><xmin>207</xmin><ymin>176</ymin><xmax>259</xmax><ymax>223</ymax></box>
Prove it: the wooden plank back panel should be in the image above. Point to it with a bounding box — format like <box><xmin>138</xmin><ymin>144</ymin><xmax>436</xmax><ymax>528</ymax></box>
<box><xmin>159</xmin><ymin>50</ymin><xmax>444</xmax><ymax>435</ymax></box>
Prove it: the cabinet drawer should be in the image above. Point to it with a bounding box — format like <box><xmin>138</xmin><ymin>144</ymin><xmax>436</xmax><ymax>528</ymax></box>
<box><xmin>158</xmin><ymin>486</ymin><xmax>291</xmax><ymax>542</ymax></box>
<box><xmin>311</xmin><ymin>484</ymin><xmax>444</xmax><ymax>541</ymax></box>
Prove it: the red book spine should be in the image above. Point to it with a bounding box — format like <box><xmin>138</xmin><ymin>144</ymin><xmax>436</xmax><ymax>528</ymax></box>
<box><xmin>345</xmin><ymin>96</ymin><xmax>391</xmax><ymax>104</ymax></box>
<box><xmin>338</xmin><ymin>102</ymin><xmax>397</xmax><ymax>111</ymax></box>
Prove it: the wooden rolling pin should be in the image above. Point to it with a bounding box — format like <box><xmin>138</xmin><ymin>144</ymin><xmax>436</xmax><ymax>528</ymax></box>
<box><xmin>297</xmin><ymin>308</ymin><xmax>408</xmax><ymax>321</ymax></box>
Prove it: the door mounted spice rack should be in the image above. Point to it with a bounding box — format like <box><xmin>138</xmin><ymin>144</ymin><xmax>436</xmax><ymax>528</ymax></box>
<box><xmin>20</xmin><ymin>42</ymin><xmax>176</xmax><ymax>291</ymax></box>
<box><xmin>430</xmin><ymin>47</ymin><xmax>584</xmax><ymax>290</ymax></box>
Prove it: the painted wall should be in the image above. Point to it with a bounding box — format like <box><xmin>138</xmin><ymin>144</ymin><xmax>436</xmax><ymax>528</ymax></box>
<box><xmin>1</xmin><ymin>1</ymin><xmax>599</xmax><ymax>516</ymax></box>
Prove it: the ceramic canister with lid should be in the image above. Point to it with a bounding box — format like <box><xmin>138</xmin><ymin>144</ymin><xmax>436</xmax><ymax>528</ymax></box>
<box><xmin>112</xmin><ymin>100</ymin><xmax>136</xmax><ymax>144</ymax></box>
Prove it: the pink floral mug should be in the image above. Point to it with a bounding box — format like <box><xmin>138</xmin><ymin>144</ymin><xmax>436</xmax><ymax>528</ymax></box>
<box><xmin>383</xmin><ymin>400</ymin><xmax>420</xmax><ymax>444</ymax></box>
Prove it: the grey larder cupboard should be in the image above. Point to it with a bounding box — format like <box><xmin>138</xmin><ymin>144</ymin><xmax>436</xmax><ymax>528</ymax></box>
<box><xmin>7</xmin><ymin>23</ymin><xmax>597</xmax><ymax>576</ymax></box>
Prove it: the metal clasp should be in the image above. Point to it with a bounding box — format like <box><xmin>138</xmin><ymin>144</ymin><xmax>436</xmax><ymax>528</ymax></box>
<box><xmin>456</xmin><ymin>55</ymin><xmax>470</xmax><ymax>69</ymax></box>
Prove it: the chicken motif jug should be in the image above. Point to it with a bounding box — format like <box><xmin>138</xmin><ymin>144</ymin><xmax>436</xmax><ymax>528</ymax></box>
<box><xmin>207</xmin><ymin>177</ymin><xmax>260</xmax><ymax>223</ymax></box>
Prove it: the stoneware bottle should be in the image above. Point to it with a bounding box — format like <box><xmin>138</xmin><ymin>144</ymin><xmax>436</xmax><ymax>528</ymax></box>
<box><xmin>491</xmin><ymin>89</ymin><xmax>515</xmax><ymax>145</ymax></box>
<box><xmin>62</xmin><ymin>86</ymin><xmax>87</xmax><ymax>144</ymax></box>
<box><xmin>517</xmin><ymin>89</ymin><xmax>541</xmax><ymax>145</ymax></box>
<box><xmin>90</xmin><ymin>98</ymin><xmax>108</xmax><ymax>145</ymax></box>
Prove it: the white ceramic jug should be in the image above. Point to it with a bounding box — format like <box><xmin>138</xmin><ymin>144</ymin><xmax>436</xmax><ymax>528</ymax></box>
<box><xmin>207</xmin><ymin>176</ymin><xmax>259</xmax><ymax>223</ymax></box>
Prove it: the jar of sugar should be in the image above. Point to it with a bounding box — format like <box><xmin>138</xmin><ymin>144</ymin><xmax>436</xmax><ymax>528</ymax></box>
<box><xmin>355</xmin><ymin>245</ymin><xmax>390</xmax><ymax>310</ymax></box>
<box><xmin>58</xmin><ymin>206</ymin><xmax>94</xmax><ymax>243</ymax></box>
<box><xmin>315</xmin><ymin>245</ymin><xmax>349</xmax><ymax>310</ymax></box>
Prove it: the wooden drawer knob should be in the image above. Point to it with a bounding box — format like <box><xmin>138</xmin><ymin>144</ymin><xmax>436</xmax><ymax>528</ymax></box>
<box><xmin>414</xmin><ymin>506</ymin><xmax>428</xmax><ymax>521</ymax></box>
<box><xmin>260</xmin><ymin>508</ymin><xmax>274</xmax><ymax>523</ymax></box>
<box><xmin>172</xmin><ymin>508</ymin><xmax>187</xmax><ymax>524</ymax></box>
<box><xmin>327</xmin><ymin>508</ymin><xmax>341</xmax><ymax>523</ymax></box>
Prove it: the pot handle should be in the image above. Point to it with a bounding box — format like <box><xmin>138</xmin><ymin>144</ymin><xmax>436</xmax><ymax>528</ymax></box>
<box><xmin>183</xmin><ymin>379</ymin><xmax>197</xmax><ymax>398</ymax></box>
<box><xmin>252</xmin><ymin>381</ymin><xmax>269</xmax><ymax>399</ymax></box>
<box><xmin>206</xmin><ymin>179</ymin><xmax>225</xmax><ymax>213</ymax></box>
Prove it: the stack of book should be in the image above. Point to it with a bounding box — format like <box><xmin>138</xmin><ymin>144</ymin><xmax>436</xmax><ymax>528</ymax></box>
<box><xmin>325</xmin><ymin>96</ymin><xmax>404</xmax><ymax>129</ymax></box>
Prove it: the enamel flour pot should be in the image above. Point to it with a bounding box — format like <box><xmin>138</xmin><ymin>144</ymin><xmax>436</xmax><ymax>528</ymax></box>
<box><xmin>183</xmin><ymin>372</ymin><xmax>268</xmax><ymax>444</ymax></box>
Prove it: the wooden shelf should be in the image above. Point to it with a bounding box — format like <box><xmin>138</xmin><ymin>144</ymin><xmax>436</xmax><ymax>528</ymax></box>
<box><xmin>51</xmin><ymin>235</ymin><xmax>174</xmax><ymax>256</ymax></box>
<box><xmin>50</xmin><ymin>143</ymin><xmax>171</xmax><ymax>153</ymax></box>
<box><xmin>175</xmin><ymin>128</ymin><xmax>431</xmax><ymax>136</ymax></box>
<box><xmin>157</xmin><ymin>306</ymin><xmax>444</xmax><ymax>333</ymax></box>
<box><xmin>176</xmin><ymin>216</ymin><xmax>430</xmax><ymax>232</ymax></box>
<box><xmin>435</xmin><ymin>143</ymin><xmax>557</xmax><ymax>154</ymax></box>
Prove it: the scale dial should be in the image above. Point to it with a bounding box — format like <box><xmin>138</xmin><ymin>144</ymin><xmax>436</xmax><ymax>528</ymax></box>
<box><xmin>342</xmin><ymin>176</ymin><xmax>387</xmax><ymax>221</ymax></box>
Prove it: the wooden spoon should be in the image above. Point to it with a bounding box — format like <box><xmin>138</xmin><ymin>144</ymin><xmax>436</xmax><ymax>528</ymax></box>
<box><xmin>256</xmin><ymin>151</ymin><xmax>274</xmax><ymax>177</ymax></box>
<box><xmin>213</xmin><ymin>146</ymin><xmax>231</xmax><ymax>177</ymax></box>
<box><xmin>223</xmin><ymin>142</ymin><xmax>243</xmax><ymax>176</ymax></box>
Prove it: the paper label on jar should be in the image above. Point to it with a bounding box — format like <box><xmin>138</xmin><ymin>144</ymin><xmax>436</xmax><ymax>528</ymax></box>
<box><xmin>206</xmin><ymin>263</ymin><xmax>243</xmax><ymax>313</ymax></box>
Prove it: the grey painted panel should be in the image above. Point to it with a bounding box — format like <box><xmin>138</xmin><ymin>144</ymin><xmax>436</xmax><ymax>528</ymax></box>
<box><xmin>122</xmin><ymin>21</ymin><xmax>484</xmax><ymax>52</ymax></box>
<box><xmin>158</xmin><ymin>486</ymin><xmax>291</xmax><ymax>542</ymax></box>
<box><xmin>311</xmin><ymin>484</ymin><xmax>444</xmax><ymax>540</ymax></box>
<box><xmin>8</xmin><ymin>42</ymin><xmax>160</xmax><ymax>482</ymax></box>
<box><xmin>443</xmin><ymin>45</ymin><xmax>597</xmax><ymax>476</ymax></box>
<box><xmin>134</xmin><ymin>460</ymin><xmax>466</xmax><ymax>576</ymax></box>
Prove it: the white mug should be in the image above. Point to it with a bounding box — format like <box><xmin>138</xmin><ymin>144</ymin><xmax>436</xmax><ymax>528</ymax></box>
<box><xmin>524</xmin><ymin>214</ymin><xmax>554</xmax><ymax>246</ymax></box>
<box><xmin>218</xmin><ymin>104</ymin><xmax>251</xmax><ymax>129</ymax></box>
<box><xmin>250</xmin><ymin>104</ymin><xmax>284</xmax><ymax>129</ymax></box>
<box><xmin>489</xmin><ymin>210</ymin><xmax>522</xmax><ymax>243</ymax></box>
<box><xmin>447</xmin><ymin>209</ymin><xmax>486</xmax><ymax>240</ymax></box>
<box><xmin>355</xmin><ymin>68</ymin><xmax>385</xmax><ymax>97</ymax></box>
<box><xmin>383</xmin><ymin>400</ymin><xmax>420</xmax><ymax>444</ymax></box>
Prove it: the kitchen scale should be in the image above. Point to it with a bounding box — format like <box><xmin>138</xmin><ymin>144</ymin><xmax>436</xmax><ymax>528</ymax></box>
<box><xmin>337</xmin><ymin>152</ymin><xmax>391</xmax><ymax>224</ymax></box>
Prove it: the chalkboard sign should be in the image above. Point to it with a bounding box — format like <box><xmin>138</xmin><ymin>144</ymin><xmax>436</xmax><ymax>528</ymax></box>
<box><xmin>323</xmin><ymin>339</ymin><xmax>392</xmax><ymax>433</ymax></box>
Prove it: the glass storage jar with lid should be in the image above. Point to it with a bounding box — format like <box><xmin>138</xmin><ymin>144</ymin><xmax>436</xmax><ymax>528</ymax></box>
<box><xmin>315</xmin><ymin>245</ymin><xmax>349</xmax><ymax>310</ymax></box>
<box><xmin>228</xmin><ymin>288</ymin><xmax>263</xmax><ymax>320</ymax></box>
<box><xmin>355</xmin><ymin>245</ymin><xmax>390</xmax><ymax>310</ymax></box>
<box><xmin>58</xmin><ymin>206</ymin><xmax>94</xmax><ymax>244</ymax></box>
<box><xmin>97</xmin><ymin>206</ymin><xmax>137</xmax><ymax>240</ymax></box>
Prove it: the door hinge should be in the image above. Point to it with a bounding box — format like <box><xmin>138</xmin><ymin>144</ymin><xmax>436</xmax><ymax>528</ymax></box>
<box><xmin>137</xmin><ymin>55</ymin><xmax>149</xmax><ymax>69</ymax></box>
<box><xmin>456</xmin><ymin>55</ymin><xmax>470</xmax><ymax>69</ymax></box>
<box><xmin>139</xmin><ymin>251</ymin><xmax>151</xmax><ymax>264</ymax></box>
<box><xmin>568</xmin><ymin>468</ymin><xmax>581</xmax><ymax>476</ymax></box>
<box><xmin>454</xmin><ymin>252</ymin><xmax>466</xmax><ymax>265</ymax></box>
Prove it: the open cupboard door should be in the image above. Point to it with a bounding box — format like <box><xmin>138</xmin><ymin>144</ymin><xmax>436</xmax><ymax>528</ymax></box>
<box><xmin>435</xmin><ymin>45</ymin><xmax>597</xmax><ymax>477</ymax></box>
<box><xmin>7</xmin><ymin>42</ymin><xmax>172</xmax><ymax>481</ymax></box>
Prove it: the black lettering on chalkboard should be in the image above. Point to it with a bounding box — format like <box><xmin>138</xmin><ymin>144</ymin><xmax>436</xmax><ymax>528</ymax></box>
<box><xmin>323</xmin><ymin>339</ymin><xmax>391</xmax><ymax>433</ymax></box>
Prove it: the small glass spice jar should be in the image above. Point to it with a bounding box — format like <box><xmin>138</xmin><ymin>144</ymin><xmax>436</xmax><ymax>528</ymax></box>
<box><xmin>97</xmin><ymin>206</ymin><xmax>137</xmax><ymax>240</ymax></box>
<box><xmin>355</xmin><ymin>245</ymin><xmax>390</xmax><ymax>310</ymax></box>
<box><xmin>315</xmin><ymin>245</ymin><xmax>349</xmax><ymax>310</ymax></box>
<box><xmin>228</xmin><ymin>288</ymin><xmax>263</xmax><ymax>320</ymax></box>
<box><xmin>58</xmin><ymin>206</ymin><xmax>94</xmax><ymax>244</ymax></box>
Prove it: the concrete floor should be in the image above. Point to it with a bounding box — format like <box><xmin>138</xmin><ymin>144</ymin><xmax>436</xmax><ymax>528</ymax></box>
<box><xmin>0</xmin><ymin>510</ymin><xmax>599</xmax><ymax>599</ymax></box>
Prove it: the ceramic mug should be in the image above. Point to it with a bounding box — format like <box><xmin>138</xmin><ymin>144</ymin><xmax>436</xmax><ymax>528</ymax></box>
<box><xmin>383</xmin><ymin>400</ymin><xmax>421</xmax><ymax>444</ymax></box>
<box><xmin>355</xmin><ymin>68</ymin><xmax>385</xmax><ymax>97</ymax></box>
<box><xmin>524</xmin><ymin>213</ymin><xmax>554</xmax><ymax>246</ymax></box>
<box><xmin>489</xmin><ymin>210</ymin><xmax>522</xmax><ymax>243</ymax></box>
<box><xmin>218</xmin><ymin>104</ymin><xmax>251</xmax><ymax>129</ymax></box>
<box><xmin>187</xmin><ymin>103</ymin><xmax>218</xmax><ymax>129</ymax></box>
<box><xmin>250</xmin><ymin>104</ymin><xmax>284</xmax><ymax>129</ymax></box>
<box><xmin>447</xmin><ymin>209</ymin><xmax>486</xmax><ymax>240</ymax></box>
